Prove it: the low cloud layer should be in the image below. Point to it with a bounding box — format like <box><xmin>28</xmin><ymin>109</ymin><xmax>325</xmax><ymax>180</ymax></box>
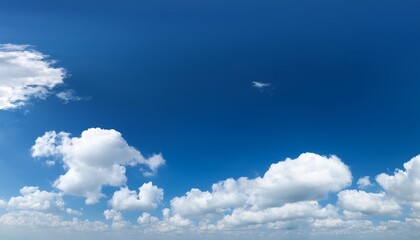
<box><xmin>2</xmin><ymin>151</ymin><xmax>420</xmax><ymax>239</ymax></box>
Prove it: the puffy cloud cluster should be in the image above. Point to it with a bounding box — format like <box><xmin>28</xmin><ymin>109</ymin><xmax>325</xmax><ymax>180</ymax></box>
<box><xmin>8</xmin><ymin>186</ymin><xmax>64</xmax><ymax>211</ymax></box>
<box><xmin>0</xmin><ymin>44</ymin><xmax>65</xmax><ymax>110</ymax></box>
<box><xmin>137</xmin><ymin>208</ymin><xmax>192</xmax><ymax>233</ymax></box>
<box><xmin>103</xmin><ymin>209</ymin><xmax>131</xmax><ymax>230</ymax></box>
<box><xmin>171</xmin><ymin>153</ymin><xmax>351</xmax><ymax>219</ymax></box>
<box><xmin>31</xmin><ymin>128</ymin><xmax>166</xmax><ymax>204</ymax></box>
<box><xmin>337</xmin><ymin>190</ymin><xmax>400</xmax><ymax>216</ymax></box>
<box><xmin>109</xmin><ymin>182</ymin><xmax>163</xmax><ymax>211</ymax></box>
<box><xmin>3</xmin><ymin>151</ymin><xmax>420</xmax><ymax>238</ymax></box>
<box><xmin>376</xmin><ymin>155</ymin><xmax>420</xmax><ymax>208</ymax></box>
<box><xmin>217</xmin><ymin>201</ymin><xmax>337</xmax><ymax>228</ymax></box>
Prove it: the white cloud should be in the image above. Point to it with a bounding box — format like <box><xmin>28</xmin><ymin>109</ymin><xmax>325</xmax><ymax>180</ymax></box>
<box><xmin>337</xmin><ymin>190</ymin><xmax>401</xmax><ymax>216</ymax></box>
<box><xmin>151</xmin><ymin>208</ymin><xmax>193</xmax><ymax>233</ymax></box>
<box><xmin>0</xmin><ymin>210</ymin><xmax>108</xmax><ymax>231</ymax></box>
<box><xmin>170</xmin><ymin>178</ymin><xmax>248</xmax><ymax>217</ymax></box>
<box><xmin>109</xmin><ymin>182</ymin><xmax>163</xmax><ymax>211</ymax></box>
<box><xmin>171</xmin><ymin>153</ymin><xmax>351</xmax><ymax>217</ymax></box>
<box><xmin>357</xmin><ymin>176</ymin><xmax>372</xmax><ymax>189</ymax></box>
<box><xmin>137</xmin><ymin>212</ymin><xmax>159</xmax><ymax>226</ymax></box>
<box><xmin>217</xmin><ymin>201</ymin><xmax>337</xmax><ymax>228</ymax></box>
<box><xmin>66</xmin><ymin>208</ymin><xmax>82</xmax><ymax>216</ymax></box>
<box><xmin>0</xmin><ymin>43</ymin><xmax>65</xmax><ymax>110</ymax></box>
<box><xmin>0</xmin><ymin>199</ymin><xmax>7</xmax><ymax>208</ymax></box>
<box><xmin>8</xmin><ymin>186</ymin><xmax>64</xmax><ymax>211</ymax></box>
<box><xmin>376</xmin><ymin>155</ymin><xmax>420</xmax><ymax>207</ymax></box>
<box><xmin>252</xmin><ymin>81</ymin><xmax>271</xmax><ymax>89</ymax></box>
<box><xmin>45</xmin><ymin>160</ymin><xmax>56</xmax><ymax>166</ymax></box>
<box><xmin>103</xmin><ymin>209</ymin><xmax>131</xmax><ymax>230</ymax></box>
<box><xmin>313</xmin><ymin>218</ymin><xmax>374</xmax><ymax>231</ymax></box>
<box><xmin>56</xmin><ymin>89</ymin><xmax>87</xmax><ymax>104</ymax></box>
<box><xmin>31</xmin><ymin>128</ymin><xmax>166</xmax><ymax>204</ymax></box>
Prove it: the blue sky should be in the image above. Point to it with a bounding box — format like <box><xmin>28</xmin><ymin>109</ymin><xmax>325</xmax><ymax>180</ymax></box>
<box><xmin>0</xmin><ymin>0</ymin><xmax>420</xmax><ymax>239</ymax></box>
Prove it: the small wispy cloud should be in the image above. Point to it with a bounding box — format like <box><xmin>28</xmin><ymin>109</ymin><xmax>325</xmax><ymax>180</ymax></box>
<box><xmin>252</xmin><ymin>81</ymin><xmax>274</xmax><ymax>94</ymax></box>
<box><xmin>56</xmin><ymin>89</ymin><xmax>90</xmax><ymax>104</ymax></box>
<box><xmin>252</xmin><ymin>81</ymin><xmax>271</xmax><ymax>89</ymax></box>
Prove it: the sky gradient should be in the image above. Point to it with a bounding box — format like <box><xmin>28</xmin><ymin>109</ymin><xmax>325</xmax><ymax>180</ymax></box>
<box><xmin>0</xmin><ymin>0</ymin><xmax>420</xmax><ymax>239</ymax></box>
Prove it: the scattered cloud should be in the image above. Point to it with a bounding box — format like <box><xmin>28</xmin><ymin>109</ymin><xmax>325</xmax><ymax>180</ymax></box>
<box><xmin>338</xmin><ymin>190</ymin><xmax>401</xmax><ymax>216</ymax></box>
<box><xmin>56</xmin><ymin>89</ymin><xmax>89</xmax><ymax>104</ymax></box>
<box><xmin>376</xmin><ymin>155</ymin><xmax>420</xmax><ymax>208</ymax></box>
<box><xmin>0</xmin><ymin>44</ymin><xmax>66</xmax><ymax>110</ymax></box>
<box><xmin>103</xmin><ymin>209</ymin><xmax>131</xmax><ymax>229</ymax></box>
<box><xmin>252</xmin><ymin>81</ymin><xmax>271</xmax><ymax>89</ymax></box>
<box><xmin>31</xmin><ymin>128</ymin><xmax>166</xmax><ymax>204</ymax></box>
<box><xmin>357</xmin><ymin>176</ymin><xmax>372</xmax><ymax>189</ymax></box>
<box><xmin>45</xmin><ymin>160</ymin><xmax>56</xmax><ymax>166</ymax></box>
<box><xmin>171</xmin><ymin>153</ymin><xmax>351</xmax><ymax>218</ymax></box>
<box><xmin>217</xmin><ymin>201</ymin><xmax>337</xmax><ymax>228</ymax></box>
<box><xmin>0</xmin><ymin>210</ymin><xmax>108</xmax><ymax>231</ymax></box>
<box><xmin>8</xmin><ymin>186</ymin><xmax>64</xmax><ymax>211</ymax></box>
<box><xmin>66</xmin><ymin>208</ymin><xmax>82</xmax><ymax>216</ymax></box>
<box><xmin>2</xmin><ymin>152</ymin><xmax>420</xmax><ymax>239</ymax></box>
<box><xmin>0</xmin><ymin>199</ymin><xmax>7</xmax><ymax>208</ymax></box>
<box><xmin>109</xmin><ymin>182</ymin><xmax>164</xmax><ymax>211</ymax></box>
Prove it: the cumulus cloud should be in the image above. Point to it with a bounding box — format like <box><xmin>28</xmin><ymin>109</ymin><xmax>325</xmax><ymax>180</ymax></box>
<box><xmin>137</xmin><ymin>212</ymin><xmax>159</xmax><ymax>225</ymax></box>
<box><xmin>217</xmin><ymin>201</ymin><xmax>337</xmax><ymax>228</ymax></box>
<box><xmin>8</xmin><ymin>186</ymin><xmax>64</xmax><ymax>211</ymax></box>
<box><xmin>0</xmin><ymin>43</ymin><xmax>66</xmax><ymax>110</ymax></box>
<box><xmin>171</xmin><ymin>153</ymin><xmax>352</xmax><ymax>218</ymax></box>
<box><xmin>31</xmin><ymin>128</ymin><xmax>166</xmax><ymax>204</ymax></box>
<box><xmin>357</xmin><ymin>176</ymin><xmax>372</xmax><ymax>189</ymax></box>
<box><xmin>376</xmin><ymin>154</ymin><xmax>420</xmax><ymax>207</ymax></box>
<box><xmin>109</xmin><ymin>182</ymin><xmax>164</xmax><ymax>211</ymax></box>
<box><xmin>66</xmin><ymin>208</ymin><xmax>82</xmax><ymax>216</ymax></box>
<box><xmin>103</xmin><ymin>209</ymin><xmax>131</xmax><ymax>229</ymax></box>
<box><xmin>338</xmin><ymin>190</ymin><xmax>401</xmax><ymax>216</ymax></box>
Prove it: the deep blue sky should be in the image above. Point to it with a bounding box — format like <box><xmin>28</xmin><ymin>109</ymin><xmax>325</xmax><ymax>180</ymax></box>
<box><xmin>0</xmin><ymin>0</ymin><xmax>420</xmax><ymax>238</ymax></box>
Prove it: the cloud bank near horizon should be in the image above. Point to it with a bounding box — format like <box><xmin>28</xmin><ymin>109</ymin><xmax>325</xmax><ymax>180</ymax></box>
<box><xmin>2</xmin><ymin>142</ymin><xmax>420</xmax><ymax>239</ymax></box>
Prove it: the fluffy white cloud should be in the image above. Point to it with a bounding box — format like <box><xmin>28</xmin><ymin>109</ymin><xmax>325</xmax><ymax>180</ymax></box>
<box><xmin>0</xmin><ymin>43</ymin><xmax>65</xmax><ymax>110</ymax></box>
<box><xmin>31</xmin><ymin>128</ymin><xmax>166</xmax><ymax>204</ymax></box>
<box><xmin>171</xmin><ymin>178</ymin><xmax>248</xmax><ymax>217</ymax></box>
<box><xmin>66</xmin><ymin>208</ymin><xmax>82</xmax><ymax>216</ymax></box>
<box><xmin>217</xmin><ymin>201</ymin><xmax>337</xmax><ymax>228</ymax></box>
<box><xmin>8</xmin><ymin>186</ymin><xmax>64</xmax><ymax>211</ymax></box>
<box><xmin>103</xmin><ymin>209</ymin><xmax>131</xmax><ymax>230</ymax></box>
<box><xmin>376</xmin><ymin>154</ymin><xmax>420</xmax><ymax>207</ymax></box>
<box><xmin>137</xmin><ymin>212</ymin><xmax>159</xmax><ymax>225</ymax></box>
<box><xmin>337</xmin><ymin>190</ymin><xmax>401</xmax><ymax>216</ymax></box>
<box><xmin>109</xmin><ymin>182</ymin><xmax>163</xmax><ymax>211</ymax></box>
<box><xmin>357</xmin><ymin>176</ymin><xmax>372</xmax><ymax>189</ymax></box>
<box><xmin>171</xmin><ymin>153</ymin><xmax>351</xmax><ymax>217</ymax></box>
